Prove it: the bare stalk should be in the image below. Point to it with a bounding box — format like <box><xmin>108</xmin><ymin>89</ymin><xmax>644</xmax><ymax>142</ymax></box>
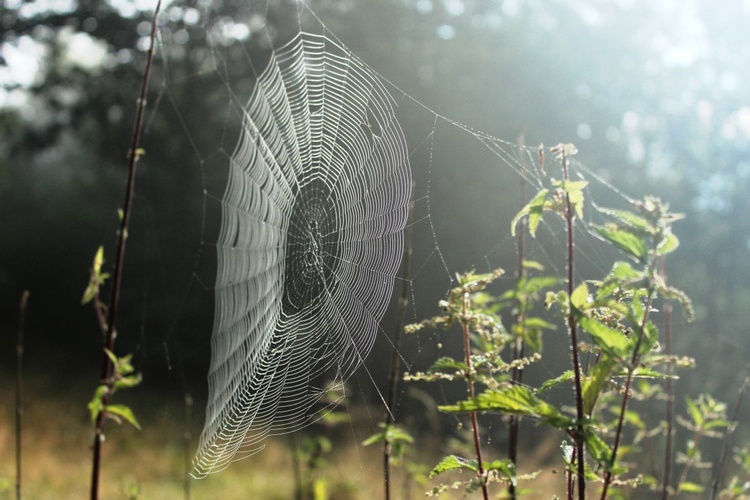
<box><xmin>661</xmin><ymin>257</ymin><xmax>674</xmax><ymax>500</ymax></box>
<box><xmin>15</xmin><ymin>290</ymin><xmax>30</xmax><ymax>500</ymax></box>
<box><xmin>89</xmin><ymin>1</ymin><xmax>162</xmax><ymax>498</ymax></box>
<box><xmin>383</xmin><ymin>216</ymin><xmax>413</xmax><ymax>500</ymax></box>
<box><xmin>461</xmin><ymin>291</ymin><xmax>490</xmax><ymax>500</ymax></box>
<box><xmin>561</xmin><ymin>149</ymin><xmax>586</xmax><ymax>500</ymax></box>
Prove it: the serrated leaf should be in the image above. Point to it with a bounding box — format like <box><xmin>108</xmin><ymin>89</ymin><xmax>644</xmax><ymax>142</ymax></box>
<box><xmin>593</xmin><ymin>225</ymin><xmax>649</xmax><ymax>261</ymax></box>
<box><xmin>106</xmin><ymin>404</ymin><xmax>141</xmax><ymax>430</ymax></box>
<box><xmin>440</xmin><ymin>386</ymin><xmax>573</xmax><ymax>429</ymax></box>
<box><xmin>429</xmin><ymin>455</ymin><xmax>478</xmax><ymax>477</ymax></box>
<box><xmin>578</xmin><ymin>315</ymin><xmax>630</xmax><ymax>359</ymax></box>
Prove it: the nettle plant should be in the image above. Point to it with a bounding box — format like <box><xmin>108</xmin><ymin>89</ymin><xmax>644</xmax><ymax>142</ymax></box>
<box><xmin>397</xmin><ymin>144</ymin><xmax>747</xmax><ymax>499</ymax></box>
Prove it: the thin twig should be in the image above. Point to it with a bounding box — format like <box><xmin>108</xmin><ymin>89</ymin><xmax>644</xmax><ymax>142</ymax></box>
<box><xmin>710</xmin><ymin>377</ymin><xmax>750</xmax><ymax>499</ymax></box>
<box><xmin>562</xmin><ymin>149</ymin><xmax>586</xmax><ymax>500</ymax></box>
<box><xmin>383</xmin><ymin>209</ymin><xmax>413</xmax><ymax>500</ymax></box>
<box><xmin>90</xmin><ymin>2</ymin><xmax>162</xmax><ymax>498</ymax></box>
<box><xmin>16</xmin><ymin>290</ymin><xmax>30</xmax><ymax>500</ymax></box>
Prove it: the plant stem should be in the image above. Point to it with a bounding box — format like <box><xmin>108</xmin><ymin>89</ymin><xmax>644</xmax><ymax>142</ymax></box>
<box><xmin>15</xmin><ymin>290</ymin><xmax>29</xmax><ymax>500</ymax></box>
<box><xmin>600</xmin><ymin>280</ymin><xmax>657</xmax><ymax>499</ymax></box>
<box><xmin>383</xmin><ymin>216</ymin><xmax>413</xmax><ymax>500</ymax></box>
<box><xmin>508</xmin><ymin>138</ymin><xmax>529</xmax><ymax>500</ymax></box>
<box><xmin>461</xmin><ymin>291</ymin><xmax>490</xmax><ymax>500</ymax></box>
<box><xmin>561</xmin><ymin>150</ymin><xmax>586</xmax><ymax>500</ymax></box>
<box><xmin>661</xmin><ymin>257</ymin><xmax>674</xmax><ymax>500</ymax></box>
<box><xmin>89</xmin><ymin>2</ymin><xmax>161</xmax><ymax>498</ymax></box>
<box><xmin>183</xmin><ymin>393</ymin><xmax>193</xmax><ymax>500</ymax></box>
<box><xmin>710</xmin><ymin>377</ymin><xmax>750</xmax><ymax>499</ymax></box>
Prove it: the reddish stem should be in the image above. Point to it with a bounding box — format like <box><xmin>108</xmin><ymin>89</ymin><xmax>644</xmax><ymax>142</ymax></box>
<box><xmin>461</xmin><ymin>291</ymin><xmax>490</xmax><ymax>500</ymax></box>
<box><xmin>89</xmin><ymin>2</ymin><xmax>161</xmax><ymax>498</ymax></box>
<box><xmin>561</xmin><ymin>150</ymin><xmax>586</xmax><ymax>500</ymax></box>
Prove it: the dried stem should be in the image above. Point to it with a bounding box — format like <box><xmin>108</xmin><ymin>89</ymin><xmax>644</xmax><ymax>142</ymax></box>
<box><xmin>89</xmin><ymin>1</ymin><xmax>161</xmax><ymax>498</ymax></box>
<box><xmin>561</xmin><ymin>150</ymin><xmax>586</xmax><ymax>500</ymax></box>
<box><xmin>461</xmin><ymin>291</ymin><xmax>490</xmax><ymax>500</ymax></box>
<box><xmin>383</xmin><ymin>214</ymin><xmax>413</xmax><ymax>500</ymax></box>
<box><xmin>16</xmin><ymin>290</ymin><xmax>30</xmax><ymax>500</ymax></box>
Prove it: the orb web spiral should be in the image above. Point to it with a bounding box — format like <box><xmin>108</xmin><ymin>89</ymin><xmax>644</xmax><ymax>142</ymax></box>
<box><xmin>192</xmin><ymin>32</ymin><xmax>411</xmax><ymax>478</ymax></box>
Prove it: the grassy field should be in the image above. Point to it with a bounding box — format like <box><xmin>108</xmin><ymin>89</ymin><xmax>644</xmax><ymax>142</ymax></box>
<box><xmin>0</xmin><ymin>372</ymin><xmax>564</xmax><ymax>499</ymax></box>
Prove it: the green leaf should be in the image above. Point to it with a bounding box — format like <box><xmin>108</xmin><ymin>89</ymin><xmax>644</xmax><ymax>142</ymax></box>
<box><xmin>582</xmin><ymin>355</ymin><xmax>617</xmax><ymax>415</ymax></box>
<box><xmin>539</xmin><ymin>370</ymin><xmax>574</xmax><ymax>392</ymax></box>
<box><xmin>657</xmin><ymin>232</ymin><xmax>679</xmax><ymax>255</ymax></box>
<box><xmin>570</xmin><ymin>282</ymin><xmax>589</xmax><ymax>309</ymax></box>
<box><xmin>485</xmin><ymin>459</ymin><xmax>516</xmax><ymax>484</ymax></box>
<box><xmin>429</xmin><ymin>455</ymin><xmax>478</xmax><ymax>477</ymax></box>
<box><xmin>82</xmin><ymin>246</ymin><xmax>108</xmax><ymax>305</ymax></box>
<box><xmin>87</xmin><ymin>384</ymin><xmax>108</xmax><ymax>423</ymax></box>
<box><xmin>512</xmin><ymin>189</ymin><xmax>549</xmax><ymax>237</ymax></box>
<box><xmin>678</xmin><ymin>482</ymin><xmax>704</xmax><ymax>493</ymax></box>
<box><xmin>578</xmin><ymin>315</ymin><xmax>630</xmax><ymax>358</ymax></box>
<box><xmin>105</xmin><ymin>404</ymin><xmax>141</xmax><ymax>430</ymax></box>
<box><xmin>114</xmin><ymin>373</ymin><xmax>143</xmax><ymax>390</ymax></box>
<box><xmin>520</xmin><ymin>276</ymin><xmax>561</xmax><ymax>295</ymax></box>
<box><xmin>521</xmin><ymin>260</ymin><xmax>545</xmax><ymax>271</ymax></box>
<box><xmin>428</xmin><ymin>356</ymin><xmax>468</xmax><ymax>374</ymax></box>
<box><xmin>361</xmin><ymin>431</ymin><xmax>386</xmax><ymax>446</ymax></box>
<box><xmin>686</xmin><ymin>398</ymin><xmax>704</xmax><ymax>428</ymax></box>
<box><xmin>440</xmin><ymin>386</ymin><xmax>574</xmax><ymax>429</ymax></box>
<box><xmin>523</xmin><ymin>317</ymin><xmax>556</xmax><ymax>331</ymax></box>
<box><xmin>593</xmin><ymin>225</ymin><xmax>649</xmax><ymax>261</ymax></box>
<box><xmin>103</xmin><ymin>347</ymin><xmax>118</xmax><ymax>366</ymax></box>
<box><xmin>597</xmin><ymin>207</ymin><xmax>651</xmax><ymax>232</ymax></box>
<box><xmin>631</xmin><ymin>367</ymin><xmax>677</xmax><ymax>380</ymax></box>
<box><xmin>584</xmin><ymin>431</ymin><xmax>615</xmax><ymax>470</ymax></box>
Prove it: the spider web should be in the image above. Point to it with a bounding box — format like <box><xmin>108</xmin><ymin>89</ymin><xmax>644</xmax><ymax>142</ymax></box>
<box><xmin>149</xmin><ymin>0</ymin><xmax>633</xmax><ymax>480</ymax></box>
<box><xmin>193</xmin><ymin>30</ymin><xmax>411</xmax><ymax>477</ymax></box>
